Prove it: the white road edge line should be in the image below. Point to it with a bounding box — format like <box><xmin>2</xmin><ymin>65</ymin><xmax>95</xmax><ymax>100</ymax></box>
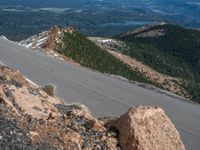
<box><xmin>0</xmin><ymin>60</ymin><xmax>38</xmax><ymax>87</ymax></box>
<box><xmin>0</xmin><ymin>61</ymin><xmax>5</xmax><ymax>65</ymax></box>
<box><xmin>25</xmin><ymin>78</ymin><xmax>39</xmax><ymax>87</ymax></box>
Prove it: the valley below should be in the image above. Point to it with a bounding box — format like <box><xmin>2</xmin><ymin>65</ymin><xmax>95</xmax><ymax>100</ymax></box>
<box><xmin>1</xmin><ymin>0</ymin><xmax>200</xmax><ymax>41</ymax></box>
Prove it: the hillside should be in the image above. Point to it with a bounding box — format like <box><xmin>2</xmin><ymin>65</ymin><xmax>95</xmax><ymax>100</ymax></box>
<box><xmin>115</xmin><ymin>23</ymin><xmax>200</xmax><ymax>102</ymax></box>
<box><xmin>89</xmin><ymin>36</ymin><xmax>189</xmax><ymax>99</ymax></box>
<box><xmin>57</xmin><ymin>29</ymin><xmax>155</xmax><ymax>84</ymax></box>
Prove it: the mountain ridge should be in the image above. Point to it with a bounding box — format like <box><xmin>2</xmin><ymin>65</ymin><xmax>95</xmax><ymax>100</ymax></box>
<box><xmin>19</xmin><ymin>23</ymin><xmax>200</xmax><ymax>103</ymax></box>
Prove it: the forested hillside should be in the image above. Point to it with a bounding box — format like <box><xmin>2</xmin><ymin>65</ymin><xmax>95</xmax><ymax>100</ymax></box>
<box><xmin>57</xmin><ymin>30</ymin><xmax>153</xmax><ymax>84</ymax></box>
<box><xmin>116</xmin><ymin>24</ymin><xmax>200</xmax><ymax>102</ymax></box>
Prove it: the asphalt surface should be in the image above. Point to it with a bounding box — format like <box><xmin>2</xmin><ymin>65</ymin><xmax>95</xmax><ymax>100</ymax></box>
<box><xmin>0</xmin><ymin>37</ymin><xmax>200</xmax><ymax>150</ymax></box>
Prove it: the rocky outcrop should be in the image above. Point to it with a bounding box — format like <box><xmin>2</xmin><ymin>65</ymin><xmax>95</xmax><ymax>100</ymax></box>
<box><xmin>0</xmin><ymin>66</ymin><xmax>118</xmax><ymax>149</ymax></box>
<box><xmin>41</xmin><ymin>25</ymin><xmax>61</xmax><ymax>50</ymax></box>
<box><xmin>42</xmin><ymin>25</ymin><xmax>75</xmax><ymax>51</ymax></box>
<box><xmin>0</xmin><ymin>65</ymin><xmax>185</xmax><ymax>150</ymax></box>
<box><xmin>107</xmin><ymin>106</ymin><xmax>185</xmax><ymax>150</ymax></box>
<box><xmin>20</xmin><ymin>26</ymin><xmax>77</xmax><ymax>64</ymax></box>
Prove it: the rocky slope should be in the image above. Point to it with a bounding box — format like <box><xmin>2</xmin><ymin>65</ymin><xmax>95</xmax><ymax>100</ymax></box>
<box><xmin>0</xmin><ymin>65</ymin><xmax>185</xmax><ymax>150</ymax></box>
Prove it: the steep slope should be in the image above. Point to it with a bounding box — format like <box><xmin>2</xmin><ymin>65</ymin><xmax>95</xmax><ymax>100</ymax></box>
<box><xmin>115</xmin><ymin>23</ymin><xmax>200</xmax><ymax>102</ymax></box>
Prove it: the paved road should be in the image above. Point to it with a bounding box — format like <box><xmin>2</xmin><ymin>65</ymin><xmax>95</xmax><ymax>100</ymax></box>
<box><xmin>0</xmin><ymin>37</ymin><xmax>200</xmax><ymax>149</ymax></box>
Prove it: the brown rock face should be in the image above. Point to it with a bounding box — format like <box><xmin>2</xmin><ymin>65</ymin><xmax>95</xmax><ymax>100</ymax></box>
<box><xmin>42</xmin><ymin>25</ymin><xmax>75</xmax><ymax>51</ymax></box>
<box><xmin>113</xmin><ymin>106</ymin><xmax>185</xmax><ymax>150</ymax></box>
<box><xmin>42</xmin><ymin>25</ymin><xmax>60</xmax><ymax>50</ymax></box>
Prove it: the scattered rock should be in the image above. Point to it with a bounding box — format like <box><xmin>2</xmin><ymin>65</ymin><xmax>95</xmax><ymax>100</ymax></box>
<box><xmin>111</xmin><ymin>106</ymin><xmax>185</xmax><ymax>150</ymax></box>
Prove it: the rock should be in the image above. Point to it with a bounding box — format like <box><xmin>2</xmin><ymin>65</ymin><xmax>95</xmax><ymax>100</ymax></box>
<box><xmin>112</xmin><ymin>106</ymin><xmax>185</xmax><ymax>150</ymax></box>
<box><xmin>10</xmin><ymin>85</ymin><xmax>61</xmax><ymax>119</ymax></box>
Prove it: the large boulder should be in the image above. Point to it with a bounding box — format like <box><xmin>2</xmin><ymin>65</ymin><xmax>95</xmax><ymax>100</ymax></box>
<box><xmin>112</xmin><ymin>106</ymin><xmax>185</xmax><ymax>150</ymax></box>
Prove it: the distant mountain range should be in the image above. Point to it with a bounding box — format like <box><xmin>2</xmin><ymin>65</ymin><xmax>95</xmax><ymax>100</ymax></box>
<box><xmin>0</xmin><ymin>0</ymin><xmax>200</xmax><ymax>41</ymax></box>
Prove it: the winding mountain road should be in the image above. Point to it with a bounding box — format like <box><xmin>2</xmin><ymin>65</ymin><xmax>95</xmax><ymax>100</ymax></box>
<box><xmin>0</xmin><ymin>37</ymin><xmax>199</xmax><ymax>150</ymax></box>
